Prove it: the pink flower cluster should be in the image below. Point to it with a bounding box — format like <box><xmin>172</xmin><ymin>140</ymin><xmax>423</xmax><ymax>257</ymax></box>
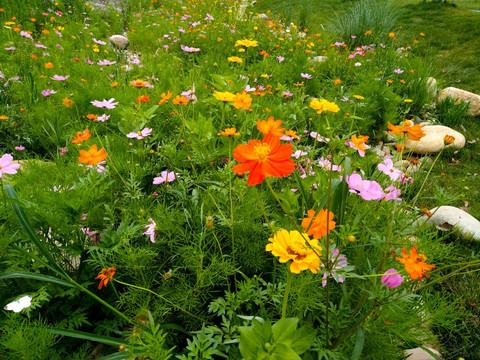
<box><xmin>345</xmin><ymin>172</ymin><xmax>401</xmax><ymax>201</ymax></box>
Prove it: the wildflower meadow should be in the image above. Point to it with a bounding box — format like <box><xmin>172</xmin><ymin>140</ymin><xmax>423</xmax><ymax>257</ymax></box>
<box><xmin>1</xmin><ymin>0</ymin><xmax>480</xmax><ymax>359</ymax></box>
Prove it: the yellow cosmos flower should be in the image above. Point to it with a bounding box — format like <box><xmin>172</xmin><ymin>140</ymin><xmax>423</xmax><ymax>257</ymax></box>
<box><xmin>227</xmin><ymin>56</ymin><xmax>243</xmax><ymax>63</ymax></box>
<box><xmin>266</xmin><ymin>230</ymin><xmax>321</xmax><ymax>274</ymax></box>
<box><xmin>353</xmin><ymin>95</ymin><xmax>364</xmax><ymax>100</ymax></box>
<box><xmin>309</xmin><ymin>99</ymin><xmax>340</xmax><ymax>114</ymax></box>
<box><xmin>213</xmin><ymin>91</ymin><xmax>236</xmax><ymax>102</ymax></box>
<box><xmin>235</xmin><ymin>39</ymin><xmax>258</xmax><ymax>48</ymax></box>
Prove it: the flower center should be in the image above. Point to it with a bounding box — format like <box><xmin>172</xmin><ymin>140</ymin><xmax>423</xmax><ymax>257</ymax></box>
<box><xmin>253</xmin><ymin>143</ymin><xmax>271</xmax><ymax>160</ymax></box>
<box><xmin>286</xmin><ymin>245</ymin><xmax>307</xmax><ymax>261</ymax></box>
<box><xmin>138</xmin><ymin>131</ymin><xmax>143</xmax><ymax>136</ymax></box>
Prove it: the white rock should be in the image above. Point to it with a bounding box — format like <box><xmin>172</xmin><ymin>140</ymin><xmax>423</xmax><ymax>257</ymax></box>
<box><xmin>109</xmin><ymin>34</ymin><xmax>129</xmax><ymax>49</ymax></box>
<box><xmin>437</xmin><ymin>86</ymin><xmax>480</xmax><ymax>116</ymax></box>
<box><xmin>404</xmin><ymin>347</ymin><xmax>441</xmax><ymax>360</ymax></box>
<box><xmin>405</xmin><ymin>125</ymin><xmax>465</xmax><ymax>154</ymax></box>
<box><xmin>417</xmin><ymin>206</ymin><xmax>480</xmax><ymax>240</ymax></box>
<box><xmin>426</xmin><ymin>77</ymin><xmax>437</xmax><ymax>97</ymax></box>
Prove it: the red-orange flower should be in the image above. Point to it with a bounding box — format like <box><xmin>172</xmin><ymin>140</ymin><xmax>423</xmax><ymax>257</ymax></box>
<box><xmin>137</xmin><ymin>95</ymin><xmax>150</xmax><ymax>104</ymax></box>
<box><xmin>71</xmin><ymin>128</ymin><xmax>92</xmax><ymax>144</ymax></box>
<box><xmin>232</xmin><ymin>135</ymin><xmax>295</xmax><ymax>186</ymax></box>
<box><xmin>301</xmin><ymin>209</ymin><xmax>336</xmax><ymax>239</ymax></box>
<box><xmin>78</xmin><ymin>144</ymin><xmax>108</xmax><ymax>165</ymax></box>
<box><xmin>396</xmin><ymin>247</ymin><xmax>435</xmax><ymax>281</ymax></box>
<box><xmin>95</xmin><ymin>267</ymin><xmax>116</xmax><ymax>289</ymax></box>
<box><xmin>257</xmin><ymin>116</ymin><xmax>285</xmax><ymax>138</ymax></box>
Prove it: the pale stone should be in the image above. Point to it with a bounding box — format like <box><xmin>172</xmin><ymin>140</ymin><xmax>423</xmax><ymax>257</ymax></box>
<box><xmin>109</xmin><ymin>34</ymin><xmax>129</xmax><ymax>49</ymax></box>
<box><xmin>417</xmin><ymin>206</ymin><xmax>480</xmax><ymax>240</ymax></box>
<box><xmin>437</xmin><ymin>86</ymin><xmax>480</xmax><ymax>116</ymax></box>
<box><xmin>405</xmin><ymin>347</ymin><xmax>441</xmax><ymax>360</ymax></box>
<box><xmin>257</xmin><ymin>13</ymin><xmax>268</xmax><ymax>19</ymax></box>
<box><xmin>426</xmin><ymin>77</ymin><xmax>437</xmax><ymax>97</ymax></box>
<box><xmin>405</xmin><ymin>125</ymin><xmax>465</xmax><ymax>154</ymax></box>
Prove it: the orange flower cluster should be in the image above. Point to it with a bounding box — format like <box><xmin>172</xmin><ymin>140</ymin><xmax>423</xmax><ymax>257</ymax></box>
<box><xmin>396</xmin><ymin>247</ymin><xmax>435</xmax><ymax>281</ymax></box>
<box><xmin>71</xmin><ymin>128</ymin><xmax>92</xmax><ymax>144</ymax></box>
<box><xmin>95</xmin><ymin>267</ymin><xmax>116</xmax><ymax>289</ymax></box>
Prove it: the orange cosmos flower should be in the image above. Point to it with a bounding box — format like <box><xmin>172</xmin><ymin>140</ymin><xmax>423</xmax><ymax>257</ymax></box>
<box><xmin>62</xmin><ymin>97</ymin><xmax>74</xmax><ymax>108</ymax></box>
<box><xmin>301</xmin><ymin>209</ymin><xmax>336</xmax><ymax>239</ymax></box>
<box><xmin>388</xmin><ymin>121</ymin><xmax>425</xmax><ymax>141</ymax></box>
<box><xmin>137</xmin><ymin>95</ymin><xmax>150</xmax><ymax>104</ymax></box>
<box><xmin>365</xmin><ymin>30</ymin><xmax>372</xmax><ymax>35</ymax></box>
<box><xmin>334</xmin><ymin>79</ymin><xmax>341</xmax><ymax>85</ymax></box>
<box><xmin>285</xmin><ymin>129</ymin><xmax>299</xmax><ymax>139</ymax></box>
<box><xmin>130</xmin><ymin>79</ymin><xmax>148</xmax><ymax>88</ymax></box>
<box><xmin>110</xmin><ymin>82</ymin><xmax>118</xmax><ymax>87</ymax></box>
<box><xmin>158</xmin><ymin>91</ymin><xmax>173</xmax><ymax>105</ymax></box>
<box><xmin>45</xmin><ymin>62</ymin><xmax>54</xmax><ymax>69</ymax></box>
<box><xmin>259</xmin><ymin>50</ymin><xmax>270</xmax><ymax>57</ymax></box>
<box><xmin>71</xmin><ymin>128</ymin><xmax>92</xmax><ymax>144</ymax></box>
<box><xmin>257</xmin><ymin>116</ymin><xmax>285</xmax><ymax>138</ymax></box>
<box><xmin>218</xmin><ymin>127</ymin><xmax>240</xmax><ymax>136</ymax></box>
<box><xmin>350</xmin><ymin>134</ymin><xmax>369</xmax><ymax>153</ymax></box>
<box><xmin>396</xmin><ymin>247</ymin><xmax>435</xmax><ymax>281</ymax></box>
<box><xmin>232</xmin><ymin>135</ymin><xmax>295</xmax><ymax>186</ymax></box>
<box><xmin>443</xmin><ymin>135</ymin><xmax>455</xmax><ymax>145</ymax></box>
<box><xmin>78</xmin><ymin>144</ymin><xmax>108</xmax><ymax>165</ymax></box>
<box><xmin>232</xmin><ymin>92</ymin><xmax>252</xmax><ymax>110</ymax></box>
<box><xmin>95</xmin><ymin>267</ymin><xmax>116</xmax><ymax>289</ymax></box>
<box><xmin>172</xmin><ymin>95</ymin><xmax>189</xmax><ymax>105</ymax></box>
<box><xmin>86</xmin><ymin>114</ymin><xmax>98</xmax><ymax>121</ymax></box>
<box><xmin>31</xmin><ymin>54</ymin><xmax>38</xmax><ymax>60</ymax></box>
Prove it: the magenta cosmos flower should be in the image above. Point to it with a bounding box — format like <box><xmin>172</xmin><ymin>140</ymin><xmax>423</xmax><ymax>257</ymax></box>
<box><xmin>0</xmin><ymin>154</ymin><xmax>21</xmax><ymax>178</ymax></box>
<box><xmin>381</xmin><ymin>268</ymin><xmax>404</xmax><ymax>288</ymax></box>
<box><xmin>143</xmin><ymin>218</ymin><xmax>156</xmax><ymax>243</ymax></box>
<box><xmin>51</xmin><ymin>75</ymin><xmax>70</xmax><ymax>81</ymax></box>
<box><xmin>126</xmin><ymin>128</ymin><xmax>152</xmax><ymax>140</ymax></box>
<box><xmin>153</xmin><ymin>171</ymin><xmax>178</xmax><ymax>184</ymax></box>
<box><xmin>41</xmin><ymin>89</ymin><xmax>57</xmax><ymax>97</ymax></box>
<box><xmin>91</xmin><ymin>98</ymin><xmax>119</xmax><ymax>109</ymax></box>
<box><xmin>97</xmin><ymin>59</ymin><xmax>117</xmax><ymax>66</ymax></box>
<box><xmin>180</xmin><ymin>45</ymin><xmax>200</xmax><ymax>52</ymax></box>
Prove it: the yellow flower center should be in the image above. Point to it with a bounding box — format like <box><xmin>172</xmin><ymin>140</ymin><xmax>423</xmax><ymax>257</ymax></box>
<box><xmin>253</xmin><ymin>143</ymin><xmax>271</xmax><ymax>160</ymax></box>
<box><xmin>138</xmin><ymin>131</ymin><xmax>143</xmax><ymax>136</ymax></box>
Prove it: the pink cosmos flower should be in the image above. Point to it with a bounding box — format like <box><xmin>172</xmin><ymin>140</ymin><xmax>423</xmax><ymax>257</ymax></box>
<box><xmin>291</xmin><ymin>150</ymin><xmax>307</xmax><ymax>159</ymax></box>
<box><xmin>310</xmin><ymin>132</ymin><xmax>330</xmax><ymax>143</ymax></box>
<box><xmin>383</xmin><ymin>186</ymin><xmax>402</xmax><ymax>201</ymax></box>
<box><xmin>143</xmin><ymin>218</ymin><xmax>156</xmax><ymax>243</ymax></box>
<box><xmin>20</xmin><ymin>31</ymin><xmax>32</xmax><ymax>39</ymax></box>
<box><xmin>205</xmin><ymin>13</ymin><xmax>214</xmax><ymax>21</ymax></box>
<box><xmin>97</xmin><ymin>114</ymin><xmax>110</xmax><ymax>122</ymax></box>
<box><xmin>345</xmin><ymin>172</ymin><xmax>384</xmax><ymax>201</ymax></box>
<box><xmin>92</xmin><ymin>38</ymin><xmax>107</xmax><ymax>45</ymax></box>
<box><xmin>394</xmin><ymin>69</ymin><xmax>404</xmax><ymax>74</ymax></box>
<box><xmin>318</xmin><ymin>157</ymin><xmax>342</xmax><ymax>172</ymax></box>
<box><xmin>322</xmin><ymin>248</ymin><xmax>348</xmax><ymax>287</ymax></box>
<box><xmin>59</xmin><ymin>147</ymin><xmax>68</xmax><ymax>155</ymax></box>
<box><xmin>381</xmin><ymin>268</ymin><xmax>404</xmax><ymax>288</ymax></box>
<box><xmin>180</xmin><ymin>45</ymin><xmax>200</xmax><ymax>52</ymax></box>
<box><xmin>378</xmin><ymin>159</ymin><xmax>402</xmax><ymax>180</ymax></box>
<box><xmin>91</xmin><ymin>98</ymin><xmax>119</xmax><ymax>109</ymax></box>
<box><xmin>41</xmin><ymin>89</ymin><xmax>57</xmax><ymax>97</ymax></box>
<box><xmin>153</xmin><ymin>171</ymin><xmax>178</xmax><ymax>184</ymax></box>
<box><xmin>15</xmin><ymin>146</ymin><xmax>25</xmax><ymax>151</ymax></box>
<box><xmin>51</xmin><ymin>75</ymin><xmax>70</xmax><ymax>81</ymax></box>
<box><xmin>181</xmin><ymin>84</ymin><xmax>197</xmax><ymax>103</ymax></box>
<box><xmin>97</xmin><ymin>59</ymin><xmax>117</xmax><ymax>66</ymax></box>
<box><xmin>126</xmin><ymin>128</ymin><xmax>152</xmax><ymax>140</ymax></box>
<box><xmin>301</xmin><ymin>73</ymin><xmax>312</xmax><ymax>79</ymax></box>
<box><xmin>355</xmin><ymin>62</ymin><xmax>362</xmax><ymax>66</ymax></box>
<box><xmin>0</xmin><ymin>154</ymin><xmax>21</xmax><ymax>177</ymax></box>
<box><xmin>277</xmin><ymin>56</ymin><xmax>285</xmax><ymax>62</ymax></box>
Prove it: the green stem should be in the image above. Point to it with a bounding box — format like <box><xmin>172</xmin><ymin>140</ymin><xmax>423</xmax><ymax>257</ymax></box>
<box><xmin>282</xmin><ymin>270</ymin><xmax>294</xmax><ymax>319</ymax></box>
<box><xmin>411</xmin><ymin>148</ymin><xmax>443</xmax><ymax>207</ymax></box>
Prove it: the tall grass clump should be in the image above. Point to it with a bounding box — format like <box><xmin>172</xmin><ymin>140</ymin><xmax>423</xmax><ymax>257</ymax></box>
<box><xmin>329</xmin><ymin>0</ymin><xmax>402</xmax><ymax>47</ymax></box>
